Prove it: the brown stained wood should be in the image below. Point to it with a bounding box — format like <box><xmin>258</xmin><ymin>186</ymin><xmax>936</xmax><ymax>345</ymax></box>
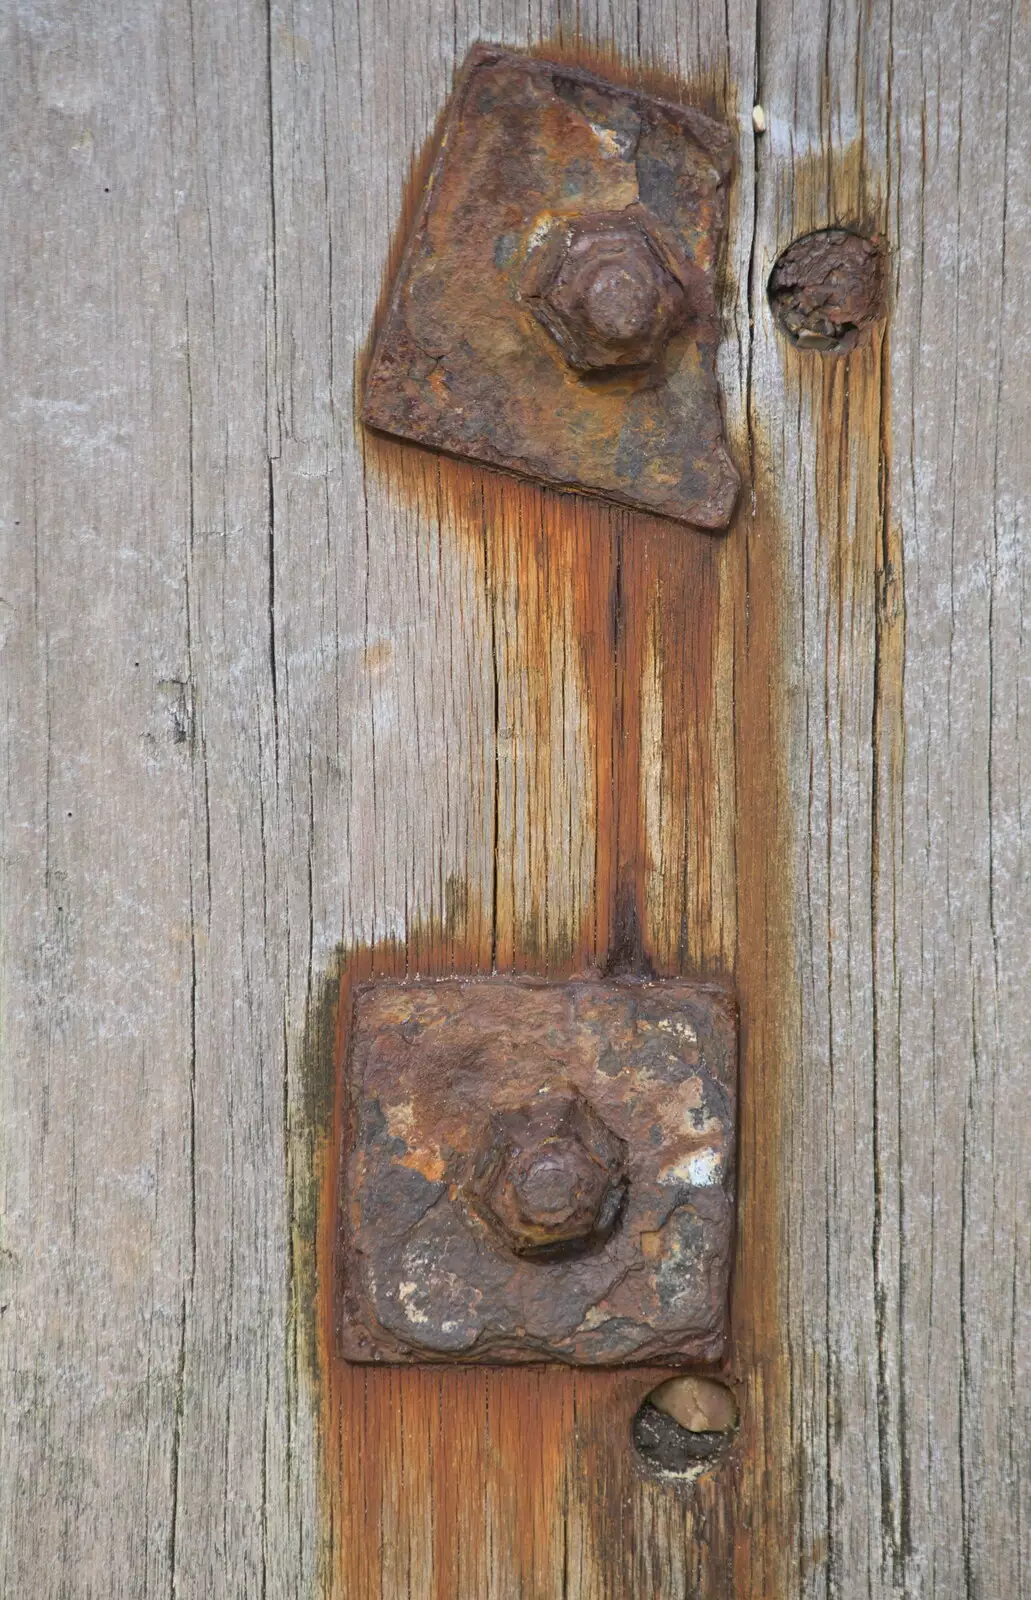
<box><xmin>3</xmin><ymin>2</ymin><xmax>1030</xmax><ymax>1598</ymax></box>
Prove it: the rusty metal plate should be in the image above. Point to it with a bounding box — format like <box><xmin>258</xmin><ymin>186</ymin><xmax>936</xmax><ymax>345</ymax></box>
<box><xmin>338</xmin><ymin>977</ymin><xmax>737</xmax><ymax>1365</ymax></box>
<box><xmin>363</xmin><ymin>46</ymin><xmax>740</xmax><ymax>530</ymax></box>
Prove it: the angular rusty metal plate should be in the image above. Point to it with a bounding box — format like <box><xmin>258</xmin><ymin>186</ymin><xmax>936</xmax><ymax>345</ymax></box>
<box><xmin>363</xmin><ymin>46</ymin><xmax>740</xmax><ymax>530</ymax></box>
<box><xmin>338</xmin><ymin>977</ymin><xmax>737</xmax><ymax>1366</ymax></box>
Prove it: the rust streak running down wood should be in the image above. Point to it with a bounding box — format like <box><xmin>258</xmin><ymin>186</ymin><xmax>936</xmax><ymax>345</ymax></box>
<box><xmin>306</xmin><ymin>30</ymin><xmax>806</xmax><ymax>1595</ymax></box>
<box><xmin>313</xmin><ymin>55</ymin><xmax>896</xmax><ymax>1600</ymax></box>
<box><xmin>313</xmin><ymin>393</ymin><xmax>798</xmax><ymax>1594</ymax></box>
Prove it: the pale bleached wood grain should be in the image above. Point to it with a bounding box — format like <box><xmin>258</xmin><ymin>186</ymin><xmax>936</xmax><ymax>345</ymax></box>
<box><xmin>1</xmin><ymin>1</ymin><xmax>1028</xmax><ymax>1596</ymax></box>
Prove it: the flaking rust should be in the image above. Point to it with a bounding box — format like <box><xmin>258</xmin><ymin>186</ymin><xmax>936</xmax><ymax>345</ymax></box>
<box><xmin>338</xmin><ymin>976</ymin><xmax>737</xmax><ymax>1366</ymax></box>
<box><xmin>363</xmin><ymin>45</ymin><xmax>740</xmax><ymax>529</ymax></box>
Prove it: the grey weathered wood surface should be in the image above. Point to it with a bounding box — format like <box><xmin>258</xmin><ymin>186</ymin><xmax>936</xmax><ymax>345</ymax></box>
<box><xmin>1</xmin><ymin>1</ymin><xmax>1028</xmax><ymax>1596</ymax></box>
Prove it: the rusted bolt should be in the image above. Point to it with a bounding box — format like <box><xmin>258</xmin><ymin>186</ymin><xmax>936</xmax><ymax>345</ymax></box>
<box><xmin>520</xmin><ymin>213</ymin><xmax>693</xmax><ymax>373</ymax></box>
<box><xmin>767</xmin><ymin>227</ymin><xmax>886</xmax><ymax>353</ymax></box>
<box><xmin>469</xmin><ymin>1087</ymin><xmax>628</xmax><ymax>1258</ymax></box>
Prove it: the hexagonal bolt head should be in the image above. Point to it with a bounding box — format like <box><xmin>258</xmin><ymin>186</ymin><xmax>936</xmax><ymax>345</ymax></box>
<box><xmin>519</xmin><ymin>212</ymin><xmax>693</xmax><ymax>373</ymax></box>
<box><xmin>469</xmin><ymin>1088</ymin><xmax>628</xmax><ymax>1259</ymax></box>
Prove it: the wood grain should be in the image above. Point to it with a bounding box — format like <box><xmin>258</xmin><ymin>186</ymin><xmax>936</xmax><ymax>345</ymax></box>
<box><xmin>1</xmin><ymin>1</ymin><xmax>1028</xmax><ymax>1596</ymax></box>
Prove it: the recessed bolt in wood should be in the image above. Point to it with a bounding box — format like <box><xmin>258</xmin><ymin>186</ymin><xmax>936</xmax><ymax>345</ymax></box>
<box><xmin>768</xmin><ymin>227</ymin><xmax>886</xmax><ymax>352</ymax></box>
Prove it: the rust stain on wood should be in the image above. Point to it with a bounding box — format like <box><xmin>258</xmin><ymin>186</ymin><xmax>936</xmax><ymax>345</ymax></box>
<box><xmin>720</xmin><ymin>443</ymin><xmax>794</xmax><ymax>1595</ymax></box>
<box><xmin>307</xmin><ymin>458</ymin><xmax>795</xmax><ymax>1593</ymax></box>
<box><xmin>745</xmin><ymin>144</ymin><xmax>898</xmax><ymax>1597</ymax></box>
<box><xmin>299</xmin><ymin>61</ymin><xmax>892</xmax><ymax>1600</ymax></box>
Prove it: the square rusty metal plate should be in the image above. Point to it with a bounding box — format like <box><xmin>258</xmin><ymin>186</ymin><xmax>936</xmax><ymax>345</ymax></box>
<box><xmin>363</xmin><ymin>47</ymin><xmax>740</xmax><ymax>530</ymax></box>
<box><xmin>338</xmin><ymin>977</ymin><xmax>737</xmax><ymax>1366</ymax></box>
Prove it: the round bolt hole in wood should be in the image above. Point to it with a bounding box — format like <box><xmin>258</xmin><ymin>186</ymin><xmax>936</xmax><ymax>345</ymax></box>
<box><xmin>632</xmin><ymin>1375</ymin><xmax>740</xmax><ymax>1481</ymax></box>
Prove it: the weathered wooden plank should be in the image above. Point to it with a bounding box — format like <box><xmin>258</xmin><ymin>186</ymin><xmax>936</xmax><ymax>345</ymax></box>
<box><xmin>747</xmin><ymin>7</ymin><xmax>896</xmax><ymax>1595</ymax></box>
<box><xmin>887</xmin><ymin>7</ymin><xmax>1031</xmax><ymax>1594</ymax></box>
<box><xmin>0</xmin><ymin>2</ymin><xmax>319</xmax><ymax>1594</ymax></box>
<box><xmin>1</xmin><ymin>0</ymin><xmax>1028</xmax><ymax>1596</ymax></box>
